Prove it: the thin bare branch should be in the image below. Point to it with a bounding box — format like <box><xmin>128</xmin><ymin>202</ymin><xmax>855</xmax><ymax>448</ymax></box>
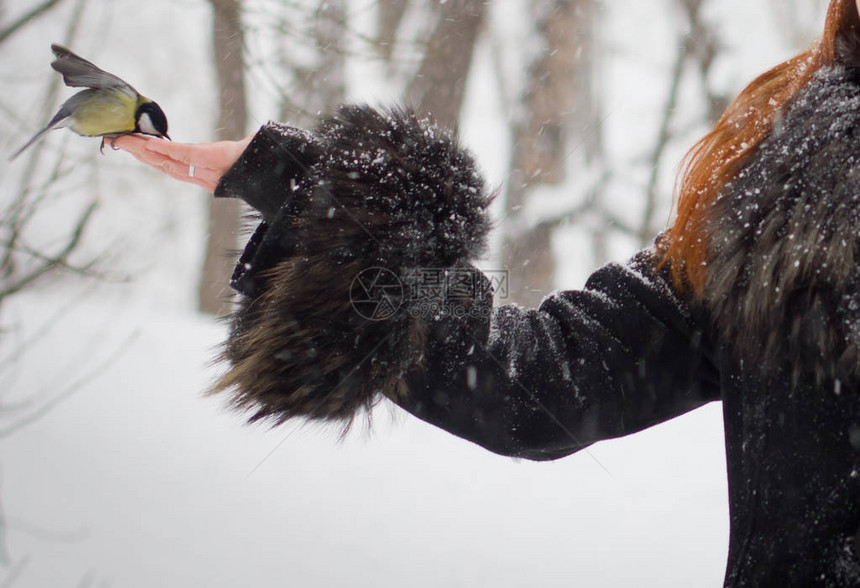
<box><xmin>0</xmin><ymin>201</ymin><xmax>97</xmax><ymax>302</ymax></box>
<box><xmin>0</xmin><ymin>330</ymin><xmax>140</xmax><ymax>438</ymax></box>
<box><xmin>0</xmin><ymin>557</ymin><xmax>30</xmax><ymax>588</ymax></box>
<box><xmin>0</xmin><ymin>283</ymin><xmax>98</xmax><ymax>374</ymax></box>
<box><xmin>640</xmin><ymin>0</ymin><xmax>722</xmax><ymax>245</ymax></box>
<box><xmin>3</xmin><ymin>0</ymin><xmax>87</xmax><ymax>278</ymax></box>
<box><xmin>0</xmin><ymin>0</ymin><xmax>65</xmax><ymax>46</ymax></box>
<box><xmin>640</xmin><ymin>21</ymin><xmax>688</xmax><ymax>246</ymax></box>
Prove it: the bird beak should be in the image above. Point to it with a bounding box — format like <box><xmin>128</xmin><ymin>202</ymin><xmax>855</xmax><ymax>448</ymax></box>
<box><xmin>163</xmin><ymin>133</ymin><xmax>171</xmax><ymax>141</ymax></box>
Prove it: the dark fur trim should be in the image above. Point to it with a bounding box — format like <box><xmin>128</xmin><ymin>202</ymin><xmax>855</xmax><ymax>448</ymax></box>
<box><xmin>704</xmin><ymin>65</ymin><xmax>860</xmax><ymax>385</ymax></box>
<box><xmin>834</xmin><ymin>13</ymin><xmax>860</xmax><ymax>69</ymax></box>
<box><xmin>212</xmin><ymin>105</ymin><xmax>494</xmax><ymax>425</ymax></box>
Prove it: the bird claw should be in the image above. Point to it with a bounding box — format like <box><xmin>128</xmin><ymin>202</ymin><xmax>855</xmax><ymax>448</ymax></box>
<box><xmin>99</xmin><ymin>135</ymin><xmax>122</xmax><ymax>154</ymax></box>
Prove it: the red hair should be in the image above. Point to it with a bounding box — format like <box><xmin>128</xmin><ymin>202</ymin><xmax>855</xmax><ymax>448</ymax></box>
<box><xmin>658</xmin><ymin>0</ymin><xmax>860</xmax><ymax>296</ymax></box>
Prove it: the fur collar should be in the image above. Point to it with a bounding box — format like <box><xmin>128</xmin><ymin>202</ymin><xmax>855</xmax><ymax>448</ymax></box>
<box><xmin>703</xmin><ymin>65</ymin><xmax>860</xmax><ymax>386</ymax></box>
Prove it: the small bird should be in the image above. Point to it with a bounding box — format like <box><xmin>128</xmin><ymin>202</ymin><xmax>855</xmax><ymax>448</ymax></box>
<box><xmin>10</xmin><ymin>44</ymin><xmax>169</xmax><ymax>160</ymax></box>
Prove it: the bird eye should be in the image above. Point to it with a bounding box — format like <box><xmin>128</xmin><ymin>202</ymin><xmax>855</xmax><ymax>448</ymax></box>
<box><xmin>136</xmin><ymin>104</ymin><xmax>169</xmax><ymax>137</ymax></box>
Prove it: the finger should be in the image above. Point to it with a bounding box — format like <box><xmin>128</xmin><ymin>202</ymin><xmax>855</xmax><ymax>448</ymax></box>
<box><xmin>111</xmin><ymin>135</ymin><xmax>170</xmax><ymax>167</ymax></box>
<box><xmin>112</xmin><ymin>136</ymin><xmax>218</xmax><ymax>190</ymax></box>
<box><xmin>158</xmin><ymin>160</ymin><xmax>220</xmax><ymax>192</ymax></box>
<box><xmin>158</xmin><ymin>159</ymin><xmax>193</xmax><ymax>179</ymax></box>
<box><xmin>144</xmin><ymin>138</ymin><xmax>194</xmax><ymax>165</ymax></box>
<box><xmin>190</xmin><ymin>165</ymin><xmax>221</xmax><ymax>191</ymax></box>
<box><xmin>111</xmin><ymin>134</ymin><xmax>153</xmax><ymax>156</ymax></box>
<box><xmin>120</xmin><ymin>144</ymin><xmax>173</xmax><ymax>169</ymax></box>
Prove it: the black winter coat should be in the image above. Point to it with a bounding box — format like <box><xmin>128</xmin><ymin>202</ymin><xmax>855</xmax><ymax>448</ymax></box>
<box><xmin>212</xmin><ymin>68</ymin><xmax>860</xmax><ymax>586</ymax></box>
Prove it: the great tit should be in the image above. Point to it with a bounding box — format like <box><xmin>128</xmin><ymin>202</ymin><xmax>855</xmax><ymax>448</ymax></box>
<box><xmin>10</xmin><ymin>44</ymin><xmax>170</xmax><ymax>160</ymax></box>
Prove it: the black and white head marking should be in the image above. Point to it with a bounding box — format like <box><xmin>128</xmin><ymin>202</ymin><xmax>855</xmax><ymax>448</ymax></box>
<box><xmin>135</xmin><ymin>101</ymin><xmax>169</xmax><ymax>138</ymax></box>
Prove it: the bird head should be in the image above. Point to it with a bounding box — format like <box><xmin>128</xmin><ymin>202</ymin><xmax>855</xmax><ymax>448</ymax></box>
<box><xmin>135</xmin><ymin>101</ymin><xmax>170</xmax><ymax>140</ymax></box>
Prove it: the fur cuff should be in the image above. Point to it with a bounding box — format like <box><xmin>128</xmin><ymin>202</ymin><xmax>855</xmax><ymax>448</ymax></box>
<box><xmin>212</xmin><ymin>105</ymin><xmax>494</xmax><ymax>425</ymax></box>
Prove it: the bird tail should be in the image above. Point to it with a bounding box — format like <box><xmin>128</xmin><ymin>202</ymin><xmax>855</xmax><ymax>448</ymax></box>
<box><xmin>9</xmin><ymin>110</ymin><xmax>70</xmax><ymax>161</ymax></box>
<box><xmin>9</xmin><ymin>127</ymin><xmax>52</xmax><ymax>161</ymax></box>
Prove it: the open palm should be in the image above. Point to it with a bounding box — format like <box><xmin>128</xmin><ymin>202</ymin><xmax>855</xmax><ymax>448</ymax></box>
<box><xmin>113</xmin><ymin>134</ymin><xmax>252</xmax><ymax>193</ymax></box>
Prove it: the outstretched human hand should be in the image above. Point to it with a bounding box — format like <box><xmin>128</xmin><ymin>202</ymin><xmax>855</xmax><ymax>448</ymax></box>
<box><xmin>112</xmin><ymin>134</ymin><xmax>253</xmax><ymax>193</ymax></box>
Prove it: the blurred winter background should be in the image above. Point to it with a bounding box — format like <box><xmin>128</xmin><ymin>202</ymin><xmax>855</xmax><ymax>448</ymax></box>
<box><xmin>0</xmin><ymin>0</ymin><xmax>828</xmax><ymax>586</ymax></box>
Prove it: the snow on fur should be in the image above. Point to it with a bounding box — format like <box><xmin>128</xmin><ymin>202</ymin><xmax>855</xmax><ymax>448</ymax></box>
<box><xmin>212</xmin><ymin>105</ymin><xmax>494</xmax><ymax>426</ymax></box>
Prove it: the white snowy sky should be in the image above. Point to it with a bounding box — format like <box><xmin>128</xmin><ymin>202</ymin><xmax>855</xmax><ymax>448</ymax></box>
<box><xmin>0</xmin><ymin>1</ymin><xmax>827</xmax><ymax>586</ymax></box>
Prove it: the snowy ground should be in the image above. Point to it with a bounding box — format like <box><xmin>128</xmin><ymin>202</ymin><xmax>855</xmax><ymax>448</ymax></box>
<box><xmin>0</xmin><ymin>0</ymin><xmax>830</xmax><ymax>586</ymax></box>
<box><xmin>1</xmin><ymin>288</ymin><xmax>729</xmax><ymax>588</ymax></box>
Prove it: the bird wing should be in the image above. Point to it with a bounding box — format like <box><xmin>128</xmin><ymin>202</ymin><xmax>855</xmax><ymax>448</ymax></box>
<box><xmin>50</xmin><ymin>44</ymin><xmax>138</xmax><ymax>98</ymax></box>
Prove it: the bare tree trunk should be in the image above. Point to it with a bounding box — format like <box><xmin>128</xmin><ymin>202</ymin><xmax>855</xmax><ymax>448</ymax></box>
<box><xmin>283</xmin><ymin>0</ymin><xmax>346</xmax><ymax>127</ymax></box>
<box><xmin>503</xmin><ymin>0</ymin><xmax>600</xmax><ymax>307</ymax></box>
<box><xmin>201</xmin><ymin>0</ymin><xmax>247</xmax><ymax>315</ymax></box>
<box><xmin>404</xmin><ymin>0</ymin><xmax>487</xmax><ymax>130</ymax></box>
<box><xmin>377</xmin><ymin>0</ymin><xmax>410</xmax><ymax>61</ymax></box>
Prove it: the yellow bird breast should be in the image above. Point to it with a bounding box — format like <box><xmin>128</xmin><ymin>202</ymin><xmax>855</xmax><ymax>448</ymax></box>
<box><xmin>69</xmin><ymin>89</ymin><xmax>138</xmax><ymax>137</ymax></box>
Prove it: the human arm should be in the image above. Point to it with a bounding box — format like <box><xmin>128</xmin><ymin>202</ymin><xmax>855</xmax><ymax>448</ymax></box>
<box><xmin>183</xmin><ymin>106</ymin><xmax>722</xmax><ymax>459</ymax></box>
<box><xmin>401</xmin><ymin>252</ymin><xmax>721</xmax><ymax>460</ymax></box>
